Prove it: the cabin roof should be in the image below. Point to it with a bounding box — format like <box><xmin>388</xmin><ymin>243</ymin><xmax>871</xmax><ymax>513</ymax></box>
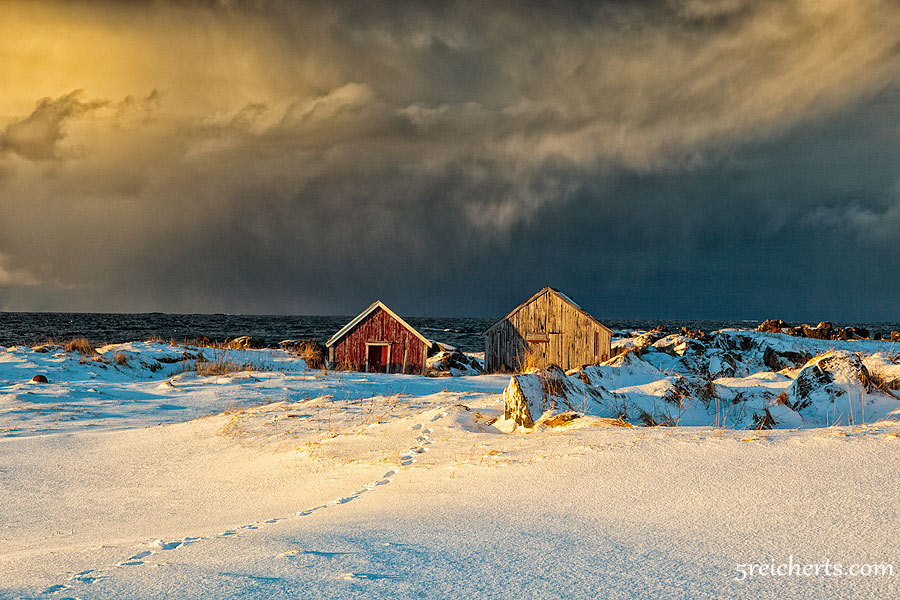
<box><xmin>484</xmin><ymin>287</ymin><xmax>612</xmax><ymax>335</ymax></box>
<box><xmin>325</xmin><ymin>300</ymin><xmax>433</xmax><ymax>348</ymax></box>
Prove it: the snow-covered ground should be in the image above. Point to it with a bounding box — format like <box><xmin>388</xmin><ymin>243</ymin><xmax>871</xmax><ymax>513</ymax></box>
<box><xmin>1</xmin><ymin>334</ymin><xmax>899</xmax><ymax>599</ymax></box>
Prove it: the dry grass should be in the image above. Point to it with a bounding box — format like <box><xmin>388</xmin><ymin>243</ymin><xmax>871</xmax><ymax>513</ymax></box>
<box><xmin>113</xmin><ymin>352</ymin><xmax>129</xmax><ymax>366</ymax></box>
<box><xmin>866</xmin><ymin>367</ymin><xmax>900</xmax><ymax>398</ymax></box>
<box><xmin>519</xmin><ymin>346</ymin><xmax>551</xmax><ymax>372</ymax></box>
<box><xmin>284</xmin><ymin>340</ymin><xmax>326</xmax><ymax>370</ymax></box>
<box><xmin>64</xmin><ymin>337</ymin><xmax>96</xmax><ymax>356</ymax></box>
<box><xmin>195</xmin><ymin>357</ymin><xmax>254</xmax><ymax>377</ymax></box>
<box><xmin>331</xmin><ymin>360</ymin><xmax>358</xmax><ymax>372</ymax></box>
<box><xmin>774</xmin><ymin>390</ymin><xmax>791</xmax><ymax>407</ymax></box>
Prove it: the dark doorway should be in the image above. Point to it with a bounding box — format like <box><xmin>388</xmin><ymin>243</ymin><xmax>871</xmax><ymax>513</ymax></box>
<box><xmin>367</xmin><ymin>344</ymin><xmax>389</xmax><ymax>373</ymax></box>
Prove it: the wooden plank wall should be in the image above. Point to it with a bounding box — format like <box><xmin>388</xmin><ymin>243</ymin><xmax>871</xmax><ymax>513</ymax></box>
<box><xmin>485</xmin><ymin>289</ymin><xmax>611</xmax><ymax>372</ymax></box>
<box><xmin>332</xmin><ymin>308</ymin><xmax>427</xmax><ymax>373</ymax></box>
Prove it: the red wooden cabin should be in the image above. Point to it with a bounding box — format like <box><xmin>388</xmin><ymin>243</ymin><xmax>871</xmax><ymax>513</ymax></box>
<box><xmin>325</xmin><ymin>301</ymin><xmax>433</xmax><ymax>374</ymax></box>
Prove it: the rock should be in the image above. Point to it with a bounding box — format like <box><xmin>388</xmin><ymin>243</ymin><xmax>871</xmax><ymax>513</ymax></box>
<box><xmin>678</xmin><ymin>326</ymin><xmax>706</xmax><ymax>340</ymax></box>
<box><xmin>503</xmin><ymin>365</ymin><xmax>578</xmax><ymax>428</ymax></box>
<box><xmin>31</xmin><ymin>374</ymin><xmax>49</xmax><ymax>383</ymax></box>
<box><xmin>706</xmin><ymin>350</ymin><xmax>739</xmax><ymax>378</ymax></box>
<box><xmin>224</xmin><ymin>336</ymin><xmax>267</xmax><ymax>350</ymax></box>
<box><xmin>431</xmin><ymin>341</ymin><xmax>458</xmax><ymax>353</ymax></box>
<box><xmin>801</xmin><ymin>324</ymin><xmax>833</xmax><ymax>340</ymax></box>
<box><xmin>763</xmin><ymin>347</ymin><xmax>809</xmax><ymax>371</ymax></box>
<box><xmin>892</xmin><ymin>331</ymin><xmax>900</xmax><ymax>342</ymax></box>
<box><xmin>757</xmin><ymin>319</ymin><xmax>791</xmax><ymax>333</ymax></box>
<box><xmin>425</xmin><ymin>348</ymin><xmax>483</xmax><ymax>376</ymax></box>
<box><xmin>652</xmin><ymin>334</ymin><xmax>705</xmax><ymax>357</ymax></box>
<box><xmin>788</xmin><ymin>351</ymin><xmax>872</xmax><ymax>414</ymax></box>
<box><xmin>32</xmin><ymin>344</ymin><xmax>63</xmax><ymax>354</ymax></box>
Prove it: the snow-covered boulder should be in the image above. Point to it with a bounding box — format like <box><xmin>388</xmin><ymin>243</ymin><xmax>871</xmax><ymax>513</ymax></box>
<box><xmin>503</xmin><ymin>366</ymin><xmax>580</xmax><ymax>427</ymax></box>
<box><xmin>225</xmin><ymin>336</ymin><xmax>267</xmax><ymax>349</ymax></box>
<box><xmin>652</xmin><ymin>334</ymin><xmax>705</xmax><ymax>357</ymax></box>
<box><xmin>425</xmin><ymin>345</ymin><xmax>483</xmax><ymax>376</ymax></box>
<box><xmin>787</xmin><ymin>351</ymin><xmax>872</xmax><ymax>420</ymax></box>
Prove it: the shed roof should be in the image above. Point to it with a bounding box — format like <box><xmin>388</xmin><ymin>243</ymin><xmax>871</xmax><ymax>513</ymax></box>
<box><xmin>325</xmin><ymin>300</ymin><xmax>433</xmax><ymax>348</ymax></box>
<box><xmin>484</xmin><ymin>287</ymin><xmax>612</xmax><ymax>335</ymax></box>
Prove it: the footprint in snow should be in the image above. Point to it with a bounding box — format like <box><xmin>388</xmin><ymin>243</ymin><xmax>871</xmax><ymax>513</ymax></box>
<box><xmin>422</xmin><ymin>428</ymin><xmax>433</xmax><ymax>435</ymax></box>
<box><xmin>41</xmin><ymin>583</ymin><xmax>71</xmax><ymax>594</ymax></box>
<box><xmin>297</xmin><ymin>505</ymin><xmax>327</xmax><ymax>516</ymax></box>
<box><xmin>411</xmin><ymin>423</ymin><xmax>422</xmax><ymax>430</ymax></box>
<box><xmin>118</xmin><ymin>550</ymin><xmax>153</xmax><ymax>566</ymax></box>
<box><xmin>340</xmin><ymin>572</ymin><xmax>397</xmax><ymax>581</ymax></box>
<box><xmin>382</xmin><ymin>470</ymin><xmax>396</xmax><ymax>478</ymax></box>
<box><xmin>69</xmin><ymin>569</ymin><xmax>105</xmax><ymax>584</ymax></box>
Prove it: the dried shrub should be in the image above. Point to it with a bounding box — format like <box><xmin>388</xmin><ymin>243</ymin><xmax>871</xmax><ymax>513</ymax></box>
<box><xmin>65</xmin><ymin>337</ymin><xmax>96</xmax><ymax>356</ymax></box>
<box><xmin>774</xmin><ymin>391</ymin><xmax>791</xmax><ymax>407</ymax></box>
<box><xmin>291</xmin><ymin>340</ymin><xmax>326</xmax><ymax>370</ymax></box>
<box><xmin>114</xmin><ymin>352</ymin><xmax>129</xmax><ymax>366</ymax></box>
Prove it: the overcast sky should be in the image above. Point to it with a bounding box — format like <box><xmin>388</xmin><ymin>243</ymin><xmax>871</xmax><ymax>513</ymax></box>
<box><xmin>1</xmin><ymin>0</ymin><xmax>899</xmax><ymax>320</ymax></box>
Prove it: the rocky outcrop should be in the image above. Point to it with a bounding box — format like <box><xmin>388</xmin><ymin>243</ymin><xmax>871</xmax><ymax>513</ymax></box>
<box><xmin>757</xmin><ymin>319</ymin><xmax>870</xmax><ymax>341</ymax></box>
<box><xmin>788</xmin><ymin>351</ymin><xmax>871</xmax><ymax>414</ymax></box>
<box><xmin>503</xmin><ymin>365</ymin><xmax>579</xmax><ymax>427</ymax></box>
<box><xmin>758</xmin><ymin>319</ymin><xmax>791</xmax><ymax>334</ymax></box>
<box><xmin>425</xmin><ymin>347</ymin><xmax>483</xmax><ymax>376</ymax></box>
<box><xmin>763</xmin><ymin>347</ymin><xmax>810</xmax><ymax>371</ymax></box>
<box><xmin>224</xmin><ymin>336</ymin><xmax>267</xmax><ymax>350</ymax></box>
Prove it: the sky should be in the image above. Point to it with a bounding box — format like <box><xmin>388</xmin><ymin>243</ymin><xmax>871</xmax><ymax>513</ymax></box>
<box><xmin>1</xmin><ymin>0</ymin><xmax>899</xmax><ymax>320</ymax></box>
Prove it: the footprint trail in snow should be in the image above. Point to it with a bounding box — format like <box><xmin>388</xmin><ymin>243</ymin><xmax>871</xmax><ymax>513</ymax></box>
<box><xmin>35</xmin><ymin>418</ymin><xmax>439</xmax><ymax>598</ymax></box>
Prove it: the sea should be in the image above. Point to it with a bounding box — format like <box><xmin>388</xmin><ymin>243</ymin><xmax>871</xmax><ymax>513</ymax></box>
<box><xmin>1</xmin><ymin>313</ymin><xmax>898</xmax><ymax>353</ymax></box>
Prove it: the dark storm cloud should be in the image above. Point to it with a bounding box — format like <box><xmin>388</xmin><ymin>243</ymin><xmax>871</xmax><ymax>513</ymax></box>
<box><xmin>1</xmin><ymin>0</ymin><xmax>899</xmax><ymax>318</ymax></box>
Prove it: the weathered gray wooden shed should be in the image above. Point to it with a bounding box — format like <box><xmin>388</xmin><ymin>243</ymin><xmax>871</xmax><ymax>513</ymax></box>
<box><xmin>484</xmin><ymin>287</ymin><xmax>612</xmax><ymax>373</ymax></box>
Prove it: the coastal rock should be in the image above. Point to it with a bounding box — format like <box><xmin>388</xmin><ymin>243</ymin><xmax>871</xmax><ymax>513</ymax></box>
<box><xmin>757</xmin><ymin>319</ymin><xmax>791</xmax><ymax>334</ymax></box>
<box><xmin>503</xmin><ymin>365</ymin><xmax>579</xmax><ymax>428</ymax></box>
<box><xmin>652</xmin><ymin>334</ymin><xmax>705</xmax><ymax>357</ymax></box>
<box><xmin>788</xmin><ymin>351</ymin><xmax>871</xmax><ymax>414</ymax></box>
<box><xmin>801</xmin><ymin>323</ymin><xmax>834</xmax><ymax>340</ymax></box>
<box><xmin>31</xmin><ymin>374</ymin><xmax>49</xmax><ymax>383</ymax></box>
<box><xmin>425</xmin><ymin>347</ymin><xmax>483</xmax><ymax>376</ymax></box>
<box><xmin>763</xmin><ymin>347</ymin><xmax>809</xmax><ymax>371</ymax></box>
<box><xmin>224</xmin><ymin>336</ymin><xmax>267</xmax><ymax>350</ymax></box>
<box><xmin>892</xmin><ymin>332</ymin><xmax>900</xmax><ymax>342</ymax></box>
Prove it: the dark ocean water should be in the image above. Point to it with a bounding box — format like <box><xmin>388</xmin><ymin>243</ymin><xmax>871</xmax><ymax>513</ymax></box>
<box><xmin>1</xmin><ymin>313</ymin><xmax>898</xmax><ymax>353</ymax></box>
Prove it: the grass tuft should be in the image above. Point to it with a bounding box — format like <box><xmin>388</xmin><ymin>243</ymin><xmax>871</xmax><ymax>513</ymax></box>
<box><xmin>65</xmin><ymin>337</ymin><xmax>96</xmax><ymax>356</ymax></box>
